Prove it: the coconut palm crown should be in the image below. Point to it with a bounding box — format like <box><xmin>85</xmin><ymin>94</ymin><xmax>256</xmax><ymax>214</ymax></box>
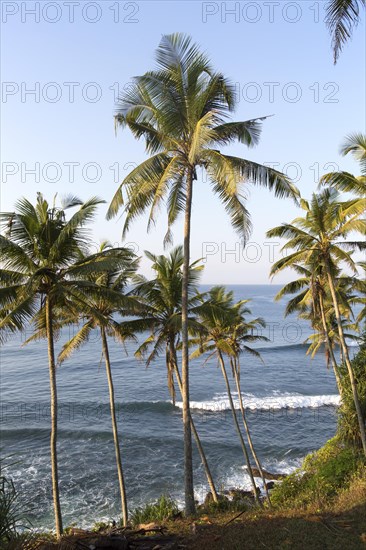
<box><xmin>107</xmin><ymin>33</ymin><xmax>299</xmax><ymax>242</ymax></box>
<box><xmin>320</xmin><ymin>133</ymin><xmax>366</xmax><ymax>194</ymax></box>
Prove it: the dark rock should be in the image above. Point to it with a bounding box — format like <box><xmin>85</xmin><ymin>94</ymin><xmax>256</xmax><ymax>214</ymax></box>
<box><xmin>249</xmin><ymin>467</ymin><xmax>287</xmax><ymax>480</ymax></box>
<box><xmin>204</xmin><ymin>491</ymin><xmax>214</xmax><ymax>506</ymax></box>
<box><xmin>227</xmin><ymin>488</ymin><xmax>258</xmax><ymax>500</ymax></box>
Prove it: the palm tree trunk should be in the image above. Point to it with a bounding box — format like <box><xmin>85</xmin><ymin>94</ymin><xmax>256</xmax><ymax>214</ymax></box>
<box><xmin>189</xmin><ymin>415</ymin><xmax>219</xmax><ymax>504</ymax></box>
<box><xmin>218</xmin><ymin>351</ymin><xmax>261</xmax><ymax>506</ymax></box>
<box><xmin>101</xmin><ymin>327</ymin><xmax>128</xmax><ymax>525</ymax></box>
<box><xmin>181</xmin><ymin>167</ymin><xmax>195</xmax><ymax>515</ymax></box>
<box><xmin>167</xmin><ymin>351</ymin><xmax>176</xmax><ymax>406</ymax></box>
<box><xmin>45</xmin><ymin>296</ymin><xmax>63</xmax><ymax>539</ymax></box>
<box><xmin>318</xmin><ymin>293</ymin><xmax>343</xmax><ymax>397</ymax></box>
<box><xmin>170</xmin><ymin>344</ymin><xmax>219</xmax><ymax>503</ymax></box>
<box><xmin>325</xmin><ymin>262</ymin><xmax>366</xmax><ymax>456</ymax></box>
<box><xmin>231</xmin><ymin>359</ymin><xmax>272</xmax><ymax>507</ymax></box>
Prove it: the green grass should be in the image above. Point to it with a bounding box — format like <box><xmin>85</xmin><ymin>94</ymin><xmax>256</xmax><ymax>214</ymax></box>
<box><xmin>270</xmin><ymin>436</ymin><xmax>363</xmax><ymax>510</ymax></box>
<box><xmin>129</xmin><ymin>495</ymin><xmax>179</xmax><ymax>526</ymax></box>
<box><xmin>200</xmin><ymin>494</ymin><xmax>254</xmax><ymax>515</ymax></box>
<box><xmin>170</xmin><ymin>465</ymin><xmax>366</xmax><ymax>549</ymax></box>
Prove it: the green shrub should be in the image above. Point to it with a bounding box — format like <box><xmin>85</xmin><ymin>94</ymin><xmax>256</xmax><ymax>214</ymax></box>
<box><xmin>91</xmin><ymin>521</ymin><xmax>110</xmax><ymax>532</ymax></box>
<box><xmin>338</xmin><ymin>345</ymin><xmax>366</xmax><ymax>446</ymax></box>
<box><xmin>0</xmin><ymin>532</ymin><xmax>39</xmax><ymax>550</ymax></box>
<box><xmin>129</xmin><ymin>495</ymin><xmax>179</xmax><ymax>526</ymax></box>
<box><xmin>270</xmin><ymin>437</ymin><xmax>363</xmax><ymax>509</ymax></box>
<box><xmin>0</xmin><ymin>471</ymin><xmax>18</xmax><ymax>543</ymax></box>
<box><xmin>64</xmin><ymin>522</ymin><xmax>78</xmax><ymax>534</ymax></box>
<box><xmin>0</xmin><ymin>458</ymin><xmax>33</xmax><ymax>546</ymax></box>
<box><xmin>203</xmin><ymin>497</ymin><xmax>251</xmax><ymax>514</ymax></box>
<box><xmin>0</xmin><ymin>462</ymin><xmax>31</xmax><ymax>545</ymax></box>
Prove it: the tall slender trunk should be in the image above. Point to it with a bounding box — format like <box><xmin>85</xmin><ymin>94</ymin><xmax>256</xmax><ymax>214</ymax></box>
<box><xmin>181</xmin><ymin>167</ymin><xmax>195</xmax><ymax>515</ymax></box>
<box><xmin>189</xmin><ymin>412</ymin><xmax>219</xmax><ymax>504</ymax></box>
<box><xmin>170</xmin><ymin>340</ymin><xmax>218</xmax><ymax>503</ymax></box>
<box><xmin>231</xmin><ymin>359</ymin><xmax>272</xmax><ymax>507</ymax></box>
<box><xmin>218</xmin><ymin>351</ymin><xmax>261</xmax><ymax>506</ymax></box>
<box><xmin>325</xmin><ymin>261</ymin><xmax>366</xmax><ymax>456</ymax></box>
<box><xmin>101</xmin><ymin>327</ymin><xmax>128</xmax><ymax>525</ymax></box>
<box><xmin>318</xmin><ymin>293</ymin><xmax>343</xmax><ymax>397</ymax></box>
<box><xmin>45</xmin><ymin>296</ymin><xmax>63</xmax><ymax>539</ymax></box>
<box><xmin>166</xmin><ymin>350</ymin><xmax>176</xmax><ymax>406</ymax></box>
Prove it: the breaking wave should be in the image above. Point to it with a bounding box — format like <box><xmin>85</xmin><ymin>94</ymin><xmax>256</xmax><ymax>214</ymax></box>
<box><xmin>175</xmin><ymin>392</ymin><xmax>340</xmax><ymax>412</ymax></box>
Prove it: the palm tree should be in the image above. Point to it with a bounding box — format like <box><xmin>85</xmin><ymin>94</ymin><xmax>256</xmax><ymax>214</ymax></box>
<box><xmin>191</xmin><ymin>286</ymin><xmax>268</xmax><ymax>506</ymax></box>
<box><xmin>274</xmin><ymin>263</ymin><xmax>360</xmax><ymax>396</ymax></box>
<box><xmin>107</xmin><ymin>33</ymin><xmax>299</xmax><ymax>514</ymax></box>
<box><xmin>124</xmin><ymin>246</ymin><xmax>219</xmax><ymax>502</ymax></box>
<box><xmin>222</xmin><ymin>299</ymin><xmax>273</xmax><ymax>506</ymax></box>
<box><xmin>306</xmin><ymin>307</ymin><xmax>360</xmax><ymax>379</ymax></box>
<box><xmin>320</xmin><ymin>133</ymin><xmax>366</xmax><ymax>193</ymax></box>
<box><xmin>267</xmin><ymin>189</ymin><xmax>366</xmax><ymax>455</ymax></box>
<box><xmin>340</xmin><ymin>133</ymin><xmax>366</xmax><ymax>171</ymax></box>
<box><xmin>326</xmin><ymin>0</ymin><xmax>366</xmax><ymax>63</ymax></box>
<box><xmin>354</xmin><ymin>262</ymin><xmax>366</xmax><ymax>330</ymax></box>
<box><xmin>57</xmin><ymin>241</ymin><xmax>140</xmax><ymax>526</ymax></box>
<box><xmin>0</xmin><ymin>194</ymin><xmax>123</xmax><ymax>538</ymax></box>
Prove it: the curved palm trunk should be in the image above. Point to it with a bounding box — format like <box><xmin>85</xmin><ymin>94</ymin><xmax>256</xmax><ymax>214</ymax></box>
<box><xmin>189</xmin><ymin>413</ymin><xmax>219</xmax><ymax>504</ymax></box>
<box><xmin>166</xmin><ymin>347</ymin><xmax>176</xmax><ymax>406</ymax></box>
<box><xmin>218</xmin><ymin>351</ymin><xmax>261</xmax><ymax>506</ymax></box>
<box><xmin>318</xmin><ymin>293</ymin><xmax>343</xmax><ymax>397</ymax></box>
<box><xmin>170</xmin><ymin>344</ymin><xmax>219</xmax><ymax>503</ymax></box>
<box><xmin>101</xmin><ymin>327</ymin><xmax>128</xmax><ymax>525</ymax></box>
<box><xmin>325</xmin><ymin>263</ymin><xmax>366</xmax><ymax>455</ymax></box>
<box><xmin>45</xmin><ymin>296</ymin><xmax>63</xmax><ymax>539</ymax></box>
<box><xmin>181</xmin><ymin>167</ymin><xmax>195</xmax><ymax>515</ymax></box>
<box><xmin>231</xmin><ymin>359</ymin><xmax>272</xmax><ymax>507</ymax></box>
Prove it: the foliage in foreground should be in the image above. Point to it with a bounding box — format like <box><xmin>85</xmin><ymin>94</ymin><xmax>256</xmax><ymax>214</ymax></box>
<box><xmin>338</xmin><ymin>343</ymin><xmax>366</xmax><ymax>446</ymax></box>
<box><xmin>270</xmin><ymin>437</ymin><xmax>364</xmax><ymax>510</ymax></box>
<box><xmin>202</xmin><ymin>495</ymin><xmax>253</xmax><ymax>515</ymax></box>
<box><xmin>129</xmin><ymin>495</ymin><xmax>179</xmax><ymax>526</ymax></box>
<box><xmin>0</xmin><ymin>461</ymin><xmax>37</xmax><ymax>549</ymax></box>
<box><xmin>129</xmin><ymin>492</ymin><xmax>255</xmax><ymax>527</ymax></box>
<box><xmin>0</xmin><ymin>463</ymin><xmax>26</xmax><ymax>544</ymax></box>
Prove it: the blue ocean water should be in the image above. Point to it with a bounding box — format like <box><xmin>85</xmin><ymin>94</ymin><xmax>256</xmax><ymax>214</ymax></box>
<box><xmin>0</xmin><ymin>285</ymin><xmax>346</xmax><ymax>529</ymax></box>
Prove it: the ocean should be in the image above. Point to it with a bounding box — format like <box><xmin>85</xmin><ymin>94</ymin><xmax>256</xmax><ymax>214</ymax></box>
<box><xmin>0</xmin><ymin>284</ymin><xmax>348</xmax><ymax>530</ymax></box>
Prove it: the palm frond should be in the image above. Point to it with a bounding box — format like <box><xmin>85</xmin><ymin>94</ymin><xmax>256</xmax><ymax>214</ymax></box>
<box><xmin>325</xmin><ymin>0</ymin><xmax>365</xmax><ymax>63</ymax></box>
<box><xmin>58</xmin><ymin>321</ymin><xmax>94</xmax><ymax>363</ymax></box>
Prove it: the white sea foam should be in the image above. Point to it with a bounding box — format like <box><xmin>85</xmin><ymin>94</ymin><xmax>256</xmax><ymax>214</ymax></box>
<box><xmin>175</xmin><ymin>392</ymin><xmax>340</xmax><ymax>412</ymax></box>
<box><xmin>222</xmin><ymin>457</ymin><xmax>304</xmax><ymax>493</ymax></box>
<box><xmin>347</xmin><ymin>340</ymin><xmax>360</xmax><ymax>347</ymax></box>
<box><xmin>191</xmin><ymin>456</ymin><xmax>304</xmax><ymax>504</ymax></box>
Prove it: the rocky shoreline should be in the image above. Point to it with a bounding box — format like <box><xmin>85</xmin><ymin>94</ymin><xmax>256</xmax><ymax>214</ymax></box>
<box><xmin>35</xmin><ymin>470</ymin><xmax>287</xmax><ymax>549</ymax></box>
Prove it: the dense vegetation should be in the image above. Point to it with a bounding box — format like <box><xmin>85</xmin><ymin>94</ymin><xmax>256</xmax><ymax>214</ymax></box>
<box><xmin>270</xmin><ymin>436</ymin><xmax>363</xmax><ymax>509</ymax></box>
<box><xmin>338</xmin><ymin>341</ymin><xmax>366</xmax><ymax>446</ymax></box>
<box><xmin>0</xmin><ymin>27</ymin><xmax>365</xmax><ymax>546</ymax></box>
<box><xmin>259</xmin><ymin>335</ymin><xmax>366</xmax><ymax>536</ymax></box>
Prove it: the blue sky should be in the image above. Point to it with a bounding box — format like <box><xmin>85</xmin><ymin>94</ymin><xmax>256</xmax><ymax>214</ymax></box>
<box><xmin>1</xmin><ymin>1</ymin><xmax>365</xmax><ymax>283</ymax></box>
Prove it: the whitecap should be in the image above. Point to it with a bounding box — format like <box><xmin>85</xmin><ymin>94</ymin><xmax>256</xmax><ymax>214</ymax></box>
<box><xmin>175</xmin><ymin>393</ymin><xmax>340</xmax><ymax>412</ymax></box>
